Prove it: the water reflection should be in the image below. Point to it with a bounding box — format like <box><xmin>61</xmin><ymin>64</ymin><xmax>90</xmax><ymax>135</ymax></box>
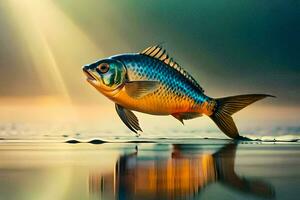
<box><xmin>90</xmin><ymin>143</ymin><xmax>275</xmax><ymax>200</ymax></box>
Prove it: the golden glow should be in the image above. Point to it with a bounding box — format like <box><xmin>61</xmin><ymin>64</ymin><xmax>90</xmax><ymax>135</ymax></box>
<box><xmin>5</xmin><ymin>0</ymin><xmax>105</xmax><ymax>103</ymax></box>
<box><xmin>2</xmin><ymin>0</ymin><xmax>107</xmax><ymax>123</ymax></box>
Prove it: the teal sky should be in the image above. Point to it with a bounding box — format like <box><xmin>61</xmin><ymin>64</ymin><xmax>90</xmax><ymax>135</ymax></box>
<box><xmin>0</xmin><ymin>0</ymin><xmax>299</xmax><ymax>106</ymax></box>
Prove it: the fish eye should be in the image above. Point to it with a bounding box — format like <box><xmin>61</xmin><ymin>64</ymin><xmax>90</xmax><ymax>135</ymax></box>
<box><xmin>97</xmin><ymin>63</ymin><xmax>110</xmax><ymax>73</ymax></box>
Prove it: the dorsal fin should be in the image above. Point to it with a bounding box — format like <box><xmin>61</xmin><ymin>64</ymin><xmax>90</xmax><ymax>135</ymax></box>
<box><xmin>140</xmin><ymin>45</ymin><xmax>204</xmax><ymax>93</ymax></box>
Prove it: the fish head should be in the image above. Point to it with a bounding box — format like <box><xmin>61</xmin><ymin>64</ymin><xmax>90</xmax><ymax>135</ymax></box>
<box><xmin>82</xmin><ymin>58</ymin><xmax>126</xmax><ymax>93</ymax></box>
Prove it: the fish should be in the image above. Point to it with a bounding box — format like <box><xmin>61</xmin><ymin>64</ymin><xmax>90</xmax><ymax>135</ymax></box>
<box><xmin>82</xmin><ymin>45</ymin><xmax>274</xmax><ymax>139</ymax></box>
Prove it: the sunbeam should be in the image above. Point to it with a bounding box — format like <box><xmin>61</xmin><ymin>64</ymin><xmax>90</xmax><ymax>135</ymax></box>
<box><xmin>7</xmin><ymin>0</ymin><xmax>105</xmax><ymax>102</ymax></box>
<box><xmin>2</xmin><ymin>0</ymin><xmax>116</xmax><ymax>123</ymax></box>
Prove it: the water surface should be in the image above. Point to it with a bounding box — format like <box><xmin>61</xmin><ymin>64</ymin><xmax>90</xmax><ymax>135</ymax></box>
<box><xmin>0</xmin><ymin>139</ymin><xmax>299</xmax><ymax>200</ymax></box>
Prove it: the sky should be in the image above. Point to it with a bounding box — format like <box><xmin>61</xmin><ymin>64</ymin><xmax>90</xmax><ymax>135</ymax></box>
<box><xmin>0</xmin><ymin>0</ymin><xmax>299</xmax><ymax>131</ymax></box>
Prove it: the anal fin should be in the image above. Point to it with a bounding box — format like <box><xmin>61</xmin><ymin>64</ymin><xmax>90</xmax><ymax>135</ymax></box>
<box><xmin>172</xmin><ymin>112</ymin><xmax>202</xmax><ymax>125</ymax></box>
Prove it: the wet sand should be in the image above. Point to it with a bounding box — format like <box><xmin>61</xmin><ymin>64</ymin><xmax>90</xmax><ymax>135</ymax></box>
<box><xmin>0</xmin><ymin>139</ymin><xmax>299</xmax><ymax>200</ymax></box>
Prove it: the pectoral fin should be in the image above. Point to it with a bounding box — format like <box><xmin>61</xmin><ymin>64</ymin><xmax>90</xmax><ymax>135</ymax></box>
<box><xmin>125</xmin><ymin>81</ymin><xmax>160</xmax><ymax>98</ymax></box>
<box><xmin>115</xmin><ymin>104</ymin><xmax>142</xmax><ymax>133</ymax></box>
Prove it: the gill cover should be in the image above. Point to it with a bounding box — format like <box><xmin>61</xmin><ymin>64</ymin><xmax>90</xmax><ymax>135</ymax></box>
<box><xmin>92</xmin><ymin>58</ymin><xmax>127</xmax><ymax>91</ymax></box>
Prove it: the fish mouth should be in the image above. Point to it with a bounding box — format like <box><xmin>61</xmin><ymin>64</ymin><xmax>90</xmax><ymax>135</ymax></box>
<box><xmin>82</xmin><ymin>67</ymin><xmax>96</xmax><ymax>81</ymax></box>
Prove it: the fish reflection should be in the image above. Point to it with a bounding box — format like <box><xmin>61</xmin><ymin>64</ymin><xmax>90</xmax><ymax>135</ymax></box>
<box><xmin>89</xmin><ymin>143</ymin><xmax>275</xmax><ymax>200</ymax></box>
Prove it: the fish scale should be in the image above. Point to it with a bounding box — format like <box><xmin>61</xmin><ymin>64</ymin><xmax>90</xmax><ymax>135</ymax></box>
<box><xmin>111</xmin><ymin>53</ymin><xmax>210</xmax><ymax>115</ymax></box>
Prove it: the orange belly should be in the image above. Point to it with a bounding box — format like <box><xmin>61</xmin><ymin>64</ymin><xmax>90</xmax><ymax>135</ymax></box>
<box><xmin>108</xmin><ymin>87</ymin><xmax>212</xmax><ymax>115</ymax></box>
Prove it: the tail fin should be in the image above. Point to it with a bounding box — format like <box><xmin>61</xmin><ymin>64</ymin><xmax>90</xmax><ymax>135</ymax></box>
<box><xmin>210</xmin><ymin>94</ymin><xmax>274</xmax><ymax>139</ymax></box>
